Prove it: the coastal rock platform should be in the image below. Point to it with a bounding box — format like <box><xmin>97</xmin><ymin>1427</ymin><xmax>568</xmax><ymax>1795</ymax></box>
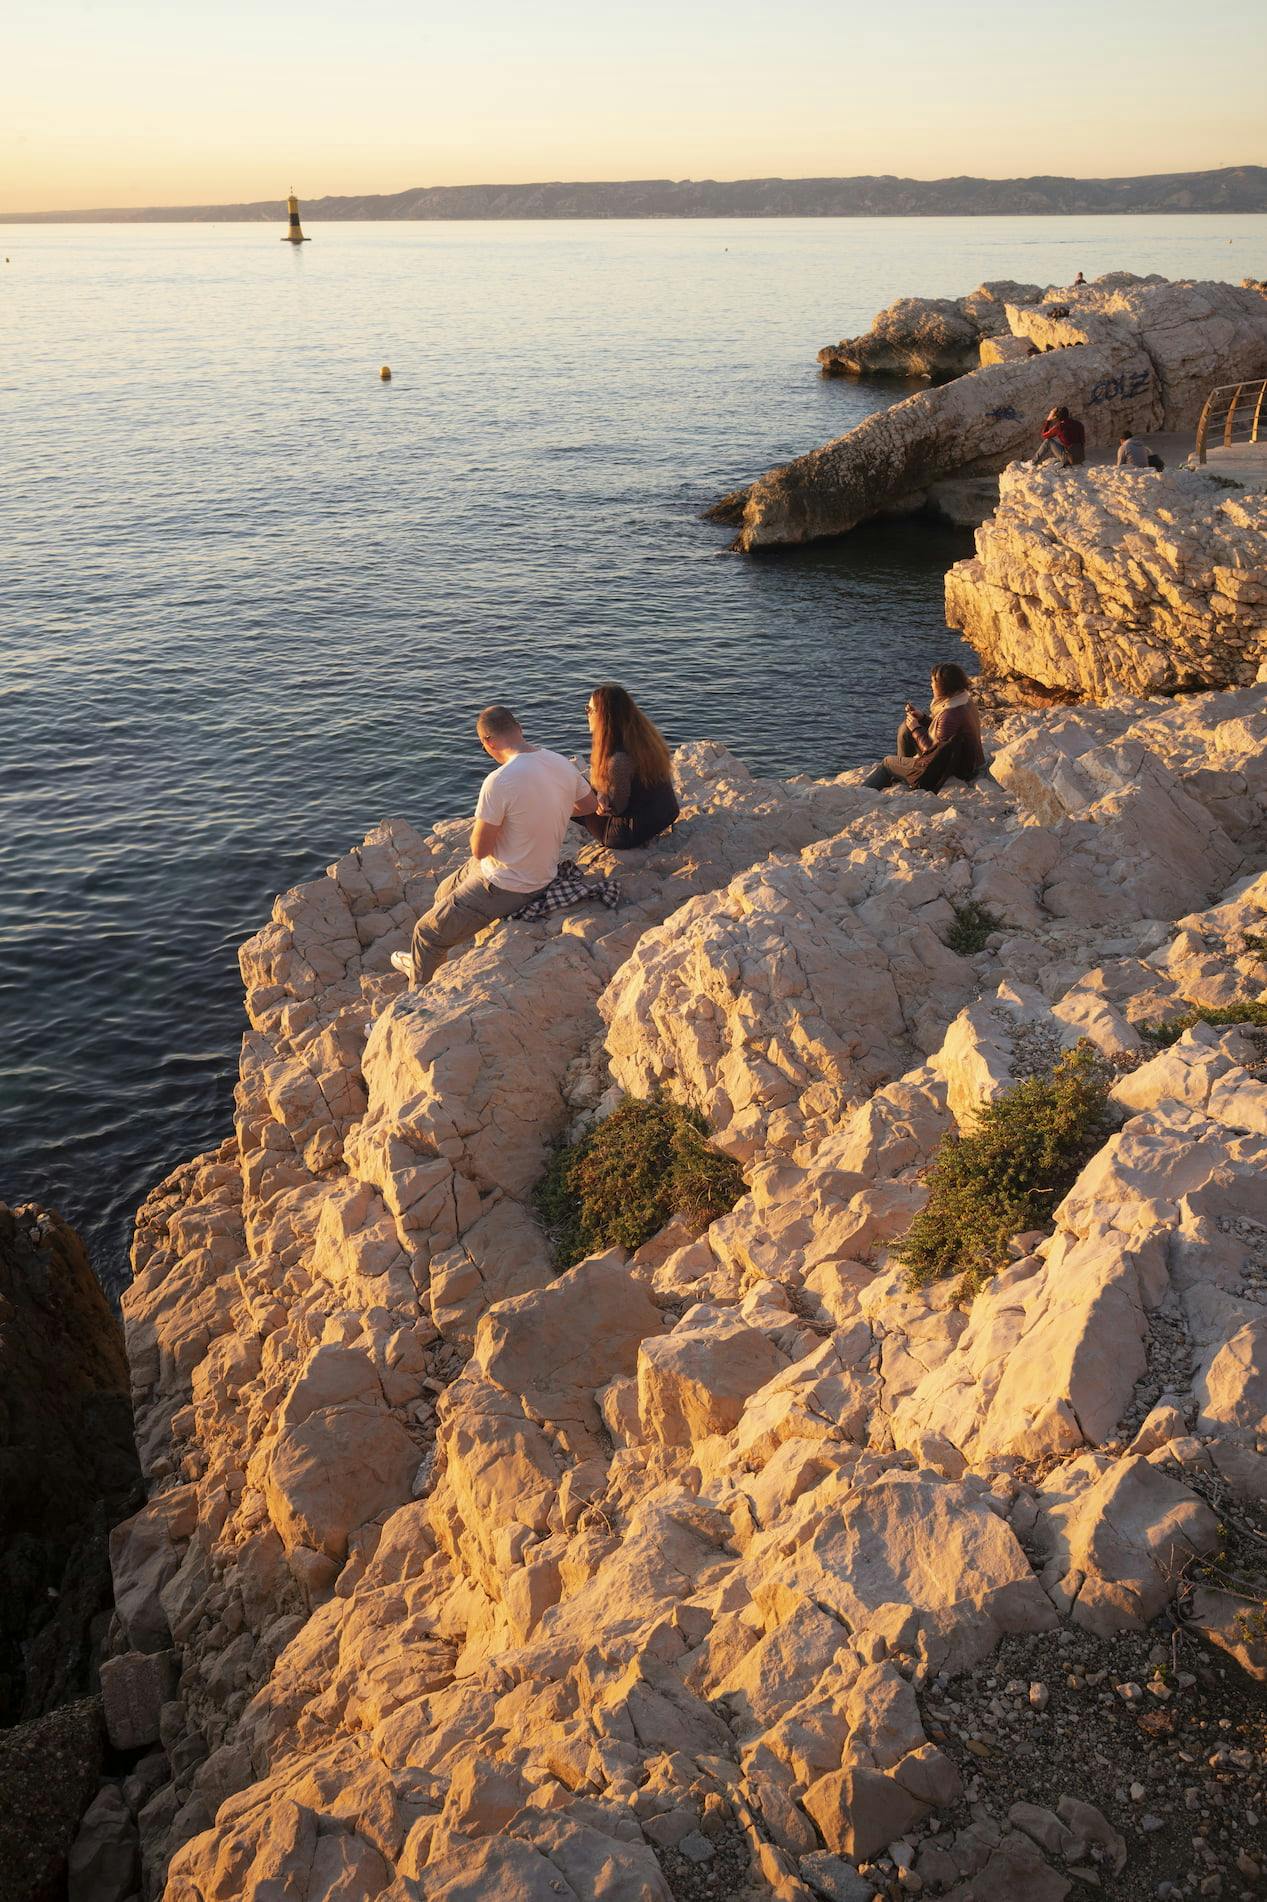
<box><xmin>714</xmin><ymin>276</ymin><xmax>1267</xmax><ymax>550</ymax></box>
<box><xmin>99</xmin><ymin>689</ymin><xmax>1267</xmax><ymax>1900</ymax></box>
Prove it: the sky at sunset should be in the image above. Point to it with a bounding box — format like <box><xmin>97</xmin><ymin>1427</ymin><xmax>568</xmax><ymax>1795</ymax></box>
<box><xmin>5</xmin><ymin>0</ymin><xmax>1266</xmax><ymax>213</ymax></box>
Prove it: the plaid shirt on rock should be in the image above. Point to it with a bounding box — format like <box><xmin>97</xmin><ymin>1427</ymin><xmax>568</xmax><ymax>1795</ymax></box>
<box><xmin>511</xmin><ymin>859</ymin><xmax>621</xmax><ymax>922</ymax></box>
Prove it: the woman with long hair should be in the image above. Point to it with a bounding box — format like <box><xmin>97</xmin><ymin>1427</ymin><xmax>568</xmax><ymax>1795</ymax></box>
<box><xmin>864</xmin><ymin>662</ymin><xmax>986</xmax><ymax>793</ymax></box>
<box><xmin>580</xmin><ymin>683</ymin><xmax>680</xmax><ymax>850</ymax></box>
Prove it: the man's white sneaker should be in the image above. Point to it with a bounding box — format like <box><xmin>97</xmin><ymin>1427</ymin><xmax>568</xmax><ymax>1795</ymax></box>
<box><xmin>390</xmin><ymin>950</ymin><xmax>413</xmax><ymax>978</ymax></box>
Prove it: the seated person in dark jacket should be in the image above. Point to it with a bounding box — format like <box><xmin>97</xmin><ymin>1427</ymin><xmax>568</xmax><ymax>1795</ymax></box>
<box><xmin>578</xmin><ymin>683</ymin><xmax>680</xmax><ymax>850</ymax></box>
<box><xmin>864</xmin><ymin>663</ymin><xmax>987</xmax><ymax>793</ymax></box>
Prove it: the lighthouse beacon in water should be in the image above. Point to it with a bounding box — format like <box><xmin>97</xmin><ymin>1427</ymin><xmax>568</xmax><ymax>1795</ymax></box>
<box><xmin>282</xmin><ymin>191</ymin><xmax>309</xmax><ymax>243</ymax></box>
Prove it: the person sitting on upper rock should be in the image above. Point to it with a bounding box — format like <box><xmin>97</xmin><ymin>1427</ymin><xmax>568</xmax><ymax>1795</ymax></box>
<box><xmin>864</xmin><ymin>663</ymin><xmax>986</xmax><ymax>794</ymax></box>
<box><xmin>577</xmin><ymin>682</ymin><xmax>681</xmax><ymax>851</ymax></box>
<box><xmin>1032</xmin><ymin>406</ymin><xmax>1084</xmax><ymax>467</ymax></box>
<box><xmin>391</xmin><ymin>704</ymin><xmax>598</xmax><ymax>987</ymax></box>
<box><xmin>1073</xmin><ymin>270</ymin><xmax>1086</xmax><ymax>287</ymax></box>
<box><xmin>1116</xmin><ymin>430</ymin><xmax>1154</xmax><ymax>469</ymax></box>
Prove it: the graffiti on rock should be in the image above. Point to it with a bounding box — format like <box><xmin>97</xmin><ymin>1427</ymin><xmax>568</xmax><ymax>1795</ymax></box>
<box><xmin>1087</xmin><ymin>368</ymin><xmax>1152</xmax><ymax>407</ymax></box>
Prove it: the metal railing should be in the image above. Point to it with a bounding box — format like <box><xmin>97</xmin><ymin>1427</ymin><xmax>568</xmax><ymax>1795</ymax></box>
<box><xmin>1194</xmin><ymin>379</ymin><xmax>1267</xmax><ymax>462</ymax></box>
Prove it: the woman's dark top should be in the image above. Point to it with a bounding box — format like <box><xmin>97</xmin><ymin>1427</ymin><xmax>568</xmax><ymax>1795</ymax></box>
<box><xmin>585</xmin><ymin>748</ymin><xmax>680</xmax><ymax>850</ymax></box>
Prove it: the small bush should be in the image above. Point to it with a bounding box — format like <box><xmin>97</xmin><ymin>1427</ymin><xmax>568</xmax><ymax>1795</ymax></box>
<box><xmin>534</xmin><ymin>1094</ymin><xmax>746</xmax><ymax>1270</ymax></box>
<box><xmin>1140</xmin><ymin>999</ymin><xmax>1267</xmax><ymax>1049</ymax></box>
<box><xmin>896</xmin><ymin>1044</ymin><xmax>1113</xmax><ymax>1299</ymax></box>
<box><xmin>944</xmin><ymin>900</ymin><xmax>1004</xmax><ymax>956</ymax></box>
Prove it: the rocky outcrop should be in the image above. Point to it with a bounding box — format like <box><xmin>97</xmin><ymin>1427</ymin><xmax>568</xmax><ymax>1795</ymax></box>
<box><xmin>102</xmin><ymin>686</ymin><xmax>1267</xmax><ymax>1902</ymax></box>
<box><xmin>817</xmin><ymin>282</ymin><xmax>1044</xmax><ymax>380</ymax></box>
<box><xmin>716</xmin><ymin>276</ymin><xmax>1267</xmax><ymax>549</ymax></box>
<box><xmin>945</xmin><ymin>462</ymin><xmax>1267</xmax><ymax>697</ymax></box>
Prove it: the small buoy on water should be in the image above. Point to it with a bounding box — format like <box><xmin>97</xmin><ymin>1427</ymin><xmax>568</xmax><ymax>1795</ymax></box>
<box><xmin>380</xmin><ymin>365</ymin><xmax>392</xmax><ymax>381</ymax></box>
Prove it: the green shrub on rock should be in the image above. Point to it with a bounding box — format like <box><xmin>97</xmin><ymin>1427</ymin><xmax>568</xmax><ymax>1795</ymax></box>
<box><xmin>944</xmin><ymin>900</ymin><xmax>1004</xmax><ymax>956</ymax></box>
<box><xmin>534</xmin><ymin>1095</ymin><xmax>746</xmax><ymax>1271</ymax></box>
<box><xmin>1140</xmin><ymin>999</ymin><xmax>1267</xmax><ymax>1048</ymax></box>
<box><xmin>897</xmin><ymin>1045</ymin><xmax>1113</xmax><ymax>1299</ymax></box>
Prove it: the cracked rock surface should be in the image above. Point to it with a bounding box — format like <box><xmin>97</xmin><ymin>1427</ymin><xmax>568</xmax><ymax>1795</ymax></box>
<box><xmin>947</xmin><ymin>464</ymin><xmax>1267</xmax><ymax>698</ymax></box>
<box><xmin>100</xmin><ymin>694</ymin><xmax>1267</xmax><ymax>1901</ymax></box>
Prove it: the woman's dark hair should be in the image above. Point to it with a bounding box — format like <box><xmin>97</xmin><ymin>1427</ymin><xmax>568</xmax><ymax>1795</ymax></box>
<box><xmin>589</xmin><ymin>684</ymin><xmax>673</xmax><ymax>794</ymax></box>
<box><xmin>930</xmin><ymin>663</ymin><xmax>971</xmax><ymax>699</ymax></box>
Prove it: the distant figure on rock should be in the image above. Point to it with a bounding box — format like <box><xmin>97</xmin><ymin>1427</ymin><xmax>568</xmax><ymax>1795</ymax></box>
<box><xmin>392</xmin><ymin>705</ymin><xmax>597</xmax><ymax>986</ymax></box>
<box><xmin>578</xmin><ymin>683</ymin><xmax>680</xmax><ymax>850</ymax></box>
<box><xmin>1116</xmin><ymin>431</ymin><xmax>1155</xmax><ymax>469</ymax></box>
<box><xmin>1031</xmin><ymin>406</ymin><xmax>1085</xmax><ymax>467</ymax></box>
<box><xmin>864</xmin><ymin>663</ymin><xmax>986</xmax><ymax>794</ymax></box>
<box><xmin>1073</xmin><ymin>270</ymin><xmax>1086</xmax><ymax>287</ymax></box>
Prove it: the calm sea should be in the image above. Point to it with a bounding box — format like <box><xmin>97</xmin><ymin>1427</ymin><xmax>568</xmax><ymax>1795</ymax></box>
<box><xmin>3</xmin><ymin>214</ymin><xmax>1264</xmax><ymax>1292</ymax></box>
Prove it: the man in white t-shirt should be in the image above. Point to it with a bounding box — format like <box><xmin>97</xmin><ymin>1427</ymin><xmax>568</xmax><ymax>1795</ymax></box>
<box><xmin>391</xmin><ymin>704</ymin><xmax>597</xmax><ymax>987</ymax></box>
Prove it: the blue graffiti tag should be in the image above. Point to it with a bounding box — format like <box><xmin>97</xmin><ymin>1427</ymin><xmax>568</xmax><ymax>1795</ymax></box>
<box><xmin>987</xmin><ymin>405</ymin><xmax>1021</xmax><ymax>422</ymax></box>
<box><xmin>1087</xmin><ymin>368</ymin><xmax>1152</xmax><ymax>407</ymax></box>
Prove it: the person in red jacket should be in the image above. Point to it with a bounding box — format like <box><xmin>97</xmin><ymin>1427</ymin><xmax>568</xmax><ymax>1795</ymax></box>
<box><xmin>1032</xmin><ymin>406</ymin><xmax>1084</xmax><ymax>467</ymax></box>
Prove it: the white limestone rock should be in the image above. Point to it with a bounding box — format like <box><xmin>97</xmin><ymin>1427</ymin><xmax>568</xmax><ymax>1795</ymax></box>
<box><xmin>112</xmin><ymin>707</ymin><xmax>1267</xmax><ymax>1902</ymax></box>
<box><xmin>948</xmin><ymin>465</ymin><xmax>1267</xmax><ymax>697</ymax></box>
<box><xmin>817</xmin><ymin>281</ymin><xmax>1043</xmax><ymax>380</ymax></box>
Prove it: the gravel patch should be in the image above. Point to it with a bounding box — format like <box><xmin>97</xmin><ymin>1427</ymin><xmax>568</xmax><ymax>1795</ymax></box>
<box><xmin>906</xmin><ymin>1621</ymin><xmax>1267</xmax><ymax>1901</ymax></box>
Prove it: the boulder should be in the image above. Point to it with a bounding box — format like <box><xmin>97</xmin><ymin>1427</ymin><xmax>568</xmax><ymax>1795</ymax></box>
<box><xmin>638</xmin><ymin>1310</ymin><xmax>789</xmax><ymax>1446</ymax></box>
<box><xmin>783</xmin><ymin>1472</ymin><xmax>1056</xmax><ymax>1674</ymax></box>
<box><xmin>263</xmin><ymin>1402</ymin><xmax>417</xmax><ymax>1559</ymax></box>
<box><xmin>1194</xmin><ymin>1317</ymin><xmax>1267</xmax><ymax>1437</ymax></box>
<box><xmin>67</xmin><ymin>1783</ymin><xmax>139</xmax><ymax>1902</ymax></box>
<box><xmin>799</xmin><ymin>1853</ymin><xmax>875</xmax><ymax>1902</ymax></box>
<box><xmin>802</xmin><ymin>1763</ymin><xmax>928</xmax><ymax>1862</ymax></box>
<box><xmin>949</xmin><ymin>464</ymin><xmax>1267</xmax><ymax>697</ymax></box>
<box><xmin>474</xmin><ymin>1251</ymin><xmax>664</xmax><ymax>1433</ymax></box>
<box><xmin>1035</xmin><ymin>1454</ymin><xmax>1219</xmax><ymax>1632</ymax></box>
<box><xmin>99</xmin><ymin>1649</ymin><xmax>177</xmax><ymax>1751</ymax></box>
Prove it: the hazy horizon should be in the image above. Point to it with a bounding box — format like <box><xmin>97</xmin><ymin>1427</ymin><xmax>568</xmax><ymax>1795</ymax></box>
<box><xmin>6</xmin><ymin>0</ymin><xmax>1266</xmax><ymax>214</ymax></box>
<box><xmin>4</xmin><ymin>163</ymin><xmax>1267</xmax><ymax>223</ymax></box>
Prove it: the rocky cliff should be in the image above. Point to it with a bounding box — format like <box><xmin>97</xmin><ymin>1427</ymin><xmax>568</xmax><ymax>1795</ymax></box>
<box><xmin>715</xmin><ymin>276</ymin><xmax>1267</xmax><ymax>549</ymax></box>
<box><xmin>946</xmin><ymin>464</ymin><xmax>1267</xmax><ymax>698</ymax></box>
<box><xmin>99</xmin><ymin>703</ymin><xmax>1267</xmax><ymax>1902</ymax></box>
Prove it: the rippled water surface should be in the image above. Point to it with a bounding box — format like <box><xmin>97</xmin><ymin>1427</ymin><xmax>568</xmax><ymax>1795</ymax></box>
<box><xmin>3</xmin><ymin>214</ymin><xmax>1263</xmax><ymax>1291</ymax></box>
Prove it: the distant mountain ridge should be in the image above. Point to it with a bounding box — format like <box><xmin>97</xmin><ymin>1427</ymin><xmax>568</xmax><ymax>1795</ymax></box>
<box><xmin>5</xmin><ymin>165</ymin><xmax>1267</xmax><ymax>223</ymax></box>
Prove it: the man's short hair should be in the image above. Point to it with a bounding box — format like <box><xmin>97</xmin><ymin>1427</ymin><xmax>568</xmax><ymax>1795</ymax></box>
<box><xmin>477</xmin><ymin>704</ymin><xmax>522</xmax><ymax>741</ymax></box>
